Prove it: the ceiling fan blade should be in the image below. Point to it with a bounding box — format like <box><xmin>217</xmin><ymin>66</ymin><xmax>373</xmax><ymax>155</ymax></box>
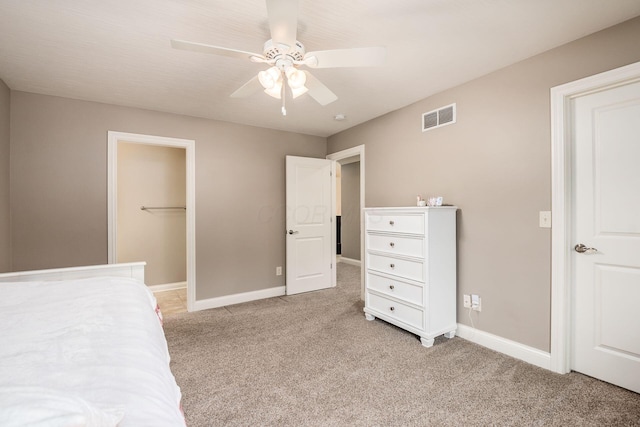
<box><xmin>171</xmin><ymin>39</ymin><xmax>265</xmax><ymax>61</ymax></box>
<box><xmin>266</xmin><ymin>0</ymin><xmax>298</xmax><ymax>49</ymax></box>
<box><xmin>304</xmin><ymin>47</ymin><xmax>386</xmax><ymax>68</ymax></box>
<box><xmin>304</xmin><ymin>71</ymin><xmax>337</xmax><ymax>106</ymax></box>
<box><xmin>230</xmin><ymin>75</ymin><xmax>263</xmax><ymax>98</ymax></box>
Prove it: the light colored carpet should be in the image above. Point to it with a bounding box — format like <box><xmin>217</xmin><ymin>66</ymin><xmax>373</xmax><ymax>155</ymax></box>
<box><xmin>163</xmin><ymin>263</ymin><xmax>640</xmax><ymax>426</ymax></box>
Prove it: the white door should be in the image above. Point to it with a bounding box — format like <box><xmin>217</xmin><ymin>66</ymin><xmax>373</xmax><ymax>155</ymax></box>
<box><xmin>572</xmin><ymin>80</ymin><xmax>640</xmax><ymax>393</ymax></box>
<box><xmin>285</xmin><ymin>155</ymin><xmax>334</xmax><ymax>295</ymax></box>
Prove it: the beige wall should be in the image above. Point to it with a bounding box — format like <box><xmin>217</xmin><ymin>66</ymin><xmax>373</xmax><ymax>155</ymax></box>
<box><xmin>9</xmin><ymin>92</ymin><xmax>326</xmax><ymax>299</ymax></box>
<box><xmin>340</xmin><ymin>162</ymin><xmax>360</xmax><ymax>261</ymax></box>
<box><xmin>117</xmin><ymin>143</ymin><xmax>186</xmax><ymax>286</ymax></box>
<box><xmin>328</xmin><ymin>17</ymin><xmax>640</xmax><ymax>352</ymax></box>
<box><xmin>0</xmin><ymin>79</ymin><xmax>9</xmax><ymax>272</ymax></box>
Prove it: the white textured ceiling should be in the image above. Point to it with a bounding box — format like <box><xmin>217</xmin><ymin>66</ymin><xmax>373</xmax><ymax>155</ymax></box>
<box><xmin>1</xmin><ymin>0</ymin><xmax>639</xmax><ymax>137</ymax></box>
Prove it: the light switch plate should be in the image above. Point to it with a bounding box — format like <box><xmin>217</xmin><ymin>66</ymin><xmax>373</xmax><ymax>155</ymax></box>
<box><xmin>539</xmin><ymin>211</ymin><xmax>551</xmax><ymax>228</ymax></box>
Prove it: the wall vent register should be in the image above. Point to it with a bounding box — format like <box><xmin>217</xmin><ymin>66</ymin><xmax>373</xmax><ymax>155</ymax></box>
<box><xmin>364</xmin><ymin>206</ymin><xmax>458</xmax><ymax>347</ymax></box>
<box><xmin>422</xmin><ymin>103</ymin><xmax>456</xmax><ymax>132</ymax></box>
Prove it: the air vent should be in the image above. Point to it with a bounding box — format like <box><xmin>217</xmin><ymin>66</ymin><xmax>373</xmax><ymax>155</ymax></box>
<box><xmin>422</xmin><ymin>103</ymin><xmax>456</xmax><ymax>132</ymax></box>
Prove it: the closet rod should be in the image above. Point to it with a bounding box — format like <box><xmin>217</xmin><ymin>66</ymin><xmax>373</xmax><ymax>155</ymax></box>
<box><xmin>140</xmin><ymin>206</ymin><xmax>186</xmax><ymax>211</ymax></box>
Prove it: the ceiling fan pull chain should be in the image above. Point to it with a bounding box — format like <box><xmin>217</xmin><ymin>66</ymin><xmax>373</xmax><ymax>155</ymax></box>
<box><xmin>281</xmin><ymin>82</ymin><xmax>287</xmax><ymax>116</ymax></box>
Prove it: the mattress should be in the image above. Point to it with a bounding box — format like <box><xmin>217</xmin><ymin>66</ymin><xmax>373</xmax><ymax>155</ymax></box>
<box><xmin>0</xmin><ymin>276</ymin><xmax>185</xmax><ymax>426</ymax></box>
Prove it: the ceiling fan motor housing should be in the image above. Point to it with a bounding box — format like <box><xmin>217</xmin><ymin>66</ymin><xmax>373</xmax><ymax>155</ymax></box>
<box><xmin>263</xmin><ymin>39</ymin><xmax>305</xmax><ymax>64</ymax></box>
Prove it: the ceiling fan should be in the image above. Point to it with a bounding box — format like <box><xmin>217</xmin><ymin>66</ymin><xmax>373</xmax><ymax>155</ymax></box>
<box><xmin>171</xmin><ymin>0</ymin><xmax>386</xmax><ymax>116</ymax></box>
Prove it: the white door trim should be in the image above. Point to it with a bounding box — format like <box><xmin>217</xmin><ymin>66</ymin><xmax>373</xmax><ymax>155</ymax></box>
<box><xmin>107</xmin><ymin>131</ymin><xmax>196</xmax><ymax>312</ymax></box>
<box><xmin>327</xmin><ymin>145</ymin><xmax>365</xmax><ymax>298</ymax></box>
<box><xmin>550</xmin><ymin>61</ymin><xmax>640</xmax><ymax>374</ymax></box>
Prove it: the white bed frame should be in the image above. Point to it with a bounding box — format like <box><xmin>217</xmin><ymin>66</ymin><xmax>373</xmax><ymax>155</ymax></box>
<box><xmin>0</xmin><ymin>262</ymin><xmax>146</xmax><ymax>283</ymax></box>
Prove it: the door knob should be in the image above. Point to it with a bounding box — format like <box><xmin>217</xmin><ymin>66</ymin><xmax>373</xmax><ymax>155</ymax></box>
<box><xmin>287</xmin><ymin>230</ymin><xmax>299</xmax><ymax>235</ymax></box>
<box><xmin>574</xmin><ymin>243</ymin><xmax>598</xmax><ymax>253</ymax></box>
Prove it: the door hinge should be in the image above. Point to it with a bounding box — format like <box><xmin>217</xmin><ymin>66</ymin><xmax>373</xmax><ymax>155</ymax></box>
<box><xmin>330</xmin><ymin>171</ymin><xmax>332</xmax><ymax>176</ymax></box>
<box><xmin>331</xmin><ymin>263</ymin><xmax>333</xmax><ymax>269</ymax></box>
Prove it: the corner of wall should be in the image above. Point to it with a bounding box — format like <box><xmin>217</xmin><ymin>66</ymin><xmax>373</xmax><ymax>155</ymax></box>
<box><xmin>0</xmin><ymin>79</ymin><xmax>12</xmax><ymax>272</ymax></box>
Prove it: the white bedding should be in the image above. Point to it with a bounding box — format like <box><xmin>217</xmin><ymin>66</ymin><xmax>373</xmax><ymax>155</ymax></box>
<box><xmin>0</xmin><ymin>276</ymin><xmax>185</xmax><ymax>426</ymax></box>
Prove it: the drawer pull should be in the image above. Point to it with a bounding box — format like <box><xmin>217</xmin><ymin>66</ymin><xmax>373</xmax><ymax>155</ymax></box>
<box><xmin>389</xmin><ymin>220</ymin><xmax>395</xmax><ymax>225</ymax></box>
<box><xmin>389</xmin><ymin>242</ymin><xmax>395</xmax><ymax>247</ymax></box>
<box><xmin>390</xmin><ymin>263</ymin><xmax>395</xmax><ymax>269</ymax></box>
<box><xmin>389</xmin><ymin>285</ymin><xmax>395</xmax><ymax>290</ymax></box>
<box><xmin>389</xmin><ymin>306</ymin><xmax>395</xmax><ymax>311</ymax></box>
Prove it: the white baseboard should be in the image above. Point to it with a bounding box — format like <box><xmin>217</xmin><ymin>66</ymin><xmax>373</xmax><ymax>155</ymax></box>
<box><xmin>456</xmin><ymin>324</ymin><xmax>551</xmax><ymax>370</ymax></box>
<box><xmin>149</xmin><ymin>281</ymin><xmax>187</xmax><ymax>293</ymax></box>
<box><xmin>338</xmin><ymin>257</ymin><xmax>361</xmax><ymax>267</ymax></box>
<box><xmin>193</xmin><ymin>286</ymin><xmax>285</xmax><ymax>311</ymax></box>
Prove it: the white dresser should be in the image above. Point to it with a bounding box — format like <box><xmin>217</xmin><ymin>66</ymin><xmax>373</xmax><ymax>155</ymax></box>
<box><xmin>364</xmin><ymin>206</ymin><xmax>457</xmax><ymax>347</ymax></box>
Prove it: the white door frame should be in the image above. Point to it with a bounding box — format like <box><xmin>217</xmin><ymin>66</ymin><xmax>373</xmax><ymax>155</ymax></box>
<box><xmin>550</xmin><ymin>61</ymin><xmax>640</xmax><ymax>374</ymax></box>
<box><xmin>327</xmin><ymin>144</ymin><xmax>365</xmax><ymax>298</ymax></box>
<box><xmin>107</xmin><ymin>131</ymin><xmax>196</xmax><ymax>312</ymax></box>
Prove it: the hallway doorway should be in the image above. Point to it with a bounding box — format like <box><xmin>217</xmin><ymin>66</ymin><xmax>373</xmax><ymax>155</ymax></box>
<box><xmin>327</xmin><ymin>145</ymin><xmax>365</xmax><ymax>299</ymax></box>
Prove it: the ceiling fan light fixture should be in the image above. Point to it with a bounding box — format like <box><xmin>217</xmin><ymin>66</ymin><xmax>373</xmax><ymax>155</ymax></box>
<box><xmin>285</xmin><ymin>67</ymin><xmax>306</xmax><ymax>89</ymax></box>
<box><xmin>263</xmin><ymin>80</ymin><xmax>283</xmax><ymax>99</ymax></box>
<box><xmin>258</xmin><ymin>66</ymin><xmax>281</xmax><ymax>89</ymax></box>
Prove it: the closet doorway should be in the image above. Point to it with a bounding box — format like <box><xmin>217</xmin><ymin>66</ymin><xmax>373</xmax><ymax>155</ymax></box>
<box><xmin>327</xmin><ymin>145</ymin><xmax>365</xmax><ymax>299</ymax></box>
<box><xmin>107</xmin><ymin>132</ymin><xmax>196</xmax><ymax>312</ymax></box>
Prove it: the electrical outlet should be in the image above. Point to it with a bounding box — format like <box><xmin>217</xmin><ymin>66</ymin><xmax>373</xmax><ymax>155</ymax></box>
<box><xmin>276</xmin><ymin>266</ymin><xmax>282</xmax><ymax>276</ymax></box>
<box><xmin>471</xmin><ymin>294</ymin><xmax>482</xmax><ymax>312</ymax></box>
<box><xmin>463</xmin><ymin>294</ymin><xmax>471</xmax><ymax>308</ymax></box>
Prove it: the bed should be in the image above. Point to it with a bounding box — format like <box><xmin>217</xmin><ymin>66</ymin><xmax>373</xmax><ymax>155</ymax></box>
<box><xmin>0</xmin><ymin>262</ymin><xmax>185</xmax><ymax>426</ymax></box>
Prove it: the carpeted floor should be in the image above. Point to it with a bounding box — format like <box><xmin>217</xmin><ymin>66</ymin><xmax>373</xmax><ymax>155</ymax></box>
<box><xmin>163</xmin><ymin>263</ymin><xmax>640</xmax><ymax>426</ymax></box>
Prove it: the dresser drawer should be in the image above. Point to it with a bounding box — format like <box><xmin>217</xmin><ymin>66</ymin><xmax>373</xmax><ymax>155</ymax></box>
<box><xmin>368</xmin><ymin>293</ymin><xmax>424</xmax><ymax>330</ymax></box>
<box><xmin>367</xmin><ymin>233</ymin><xmax>424</xmax><ymax>258</ymax></box>
<box><xmin>367</xmin><ymin>253</ymin><xmax>424</xmax><ymax>282</ymax></box>
<box><xmin>366</xmin><ymin>213</ymin><xmax>425</xmax><ymax>235</ymax></box>
<box><xmin>367</xmin><ymin>273</ymin><xmax>423</xmax><ymax>306</ymax></box>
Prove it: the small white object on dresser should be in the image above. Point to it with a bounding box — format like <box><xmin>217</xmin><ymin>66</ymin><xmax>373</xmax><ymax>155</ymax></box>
<box><xmin>363</xmin><ymin>206</ymin><xmax>458</xmax><ymax>347</ymax></box>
